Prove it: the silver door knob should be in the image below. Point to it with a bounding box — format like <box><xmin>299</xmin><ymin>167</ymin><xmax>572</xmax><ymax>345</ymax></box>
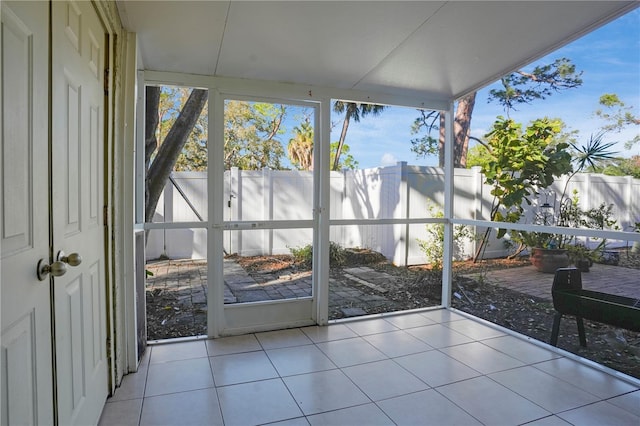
<box><xmin>57</xmin><ymin>251</ymin><xmax>82</xmax><ymax>267</ymax></box>
<box><xmin>37</xmin><ymin>259</ymin><xmax>67</xmax><ymax>281</ymax></box>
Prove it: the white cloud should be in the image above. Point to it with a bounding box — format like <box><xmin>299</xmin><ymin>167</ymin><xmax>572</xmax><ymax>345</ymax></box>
<box><xmin>380</xmin><ymin>153</ymin><xmax>399</xmax><ymax>167</ymax></box>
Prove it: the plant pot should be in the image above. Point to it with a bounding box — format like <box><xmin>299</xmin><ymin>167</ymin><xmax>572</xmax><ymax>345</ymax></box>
<box><xmin>530</xmin><ymin>248</ymin><xmax>570</xmax><ymax>273</ymax></box>
<box><xmin>575</xmin><ymin>258</ymin><xmax>590</xmax><ymax>272</ymax></box>
<box><xmin>600</xmin><ymin>250</ymin><xmax>619</xmax><ymax>266</ymax></box>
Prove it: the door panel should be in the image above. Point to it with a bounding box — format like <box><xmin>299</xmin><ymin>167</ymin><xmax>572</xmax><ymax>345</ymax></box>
<box><xmin>52</xmin><ymin>1</ymin><xmax>107</xmax><ymax>424</ymax></box>
<box><xmin>1</xmin><ymin>1</ymin><xmax>53</xmax><ymax>425</ymax></box>
<box><xmin>216</xmin><ymin>99</ymin><xmax>318</xmax><ymax>335</ymax></box>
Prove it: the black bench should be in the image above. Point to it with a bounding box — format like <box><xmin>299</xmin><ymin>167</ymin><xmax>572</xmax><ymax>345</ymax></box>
<box><xmin>550</xmin><ymin>267</ymin><xmax>640</xmax><ymax>347</ymax></box>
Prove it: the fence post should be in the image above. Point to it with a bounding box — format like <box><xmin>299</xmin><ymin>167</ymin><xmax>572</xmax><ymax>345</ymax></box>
<box><xmin>263</xmin><ymin>167</ymin><xmax>273</xmax><ymax>255</ymax></box>
<box><xmin>342</xmin><ymin>168</ymin><xmax>352</xmax><ymax>249</ymax></box>
<box><xmin>230</xmin><ymin>167</ymin><xmax>240</xmax><ymax>255</ymax></box>
<box><xmin>163</xmin><ymin>174</ymin><xmax>174</xmax><ymax>257</ymax></box>
<box><xmin>583</xmin><ymin>173</ymin><xmax>593</xmax><ymax>247</ymax></box>
<box><xmin>625</xmin><ymin>175</ymin><xmax>633</xmax><ymax>230</ymax></box>
<box><xmin>471</xmin><ymin>166</ymin><xmax>483</xmax><ymax>257</ymax></box>
<box><xmin>396</xmin><ymin>162</ymin><xmax>409</xmax><ymax>266</ymax></box>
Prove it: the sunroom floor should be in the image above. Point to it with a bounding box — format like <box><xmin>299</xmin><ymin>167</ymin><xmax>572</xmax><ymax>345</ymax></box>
<box><xmin>99</xmin><ymin>308</ymin><xmax>640</xmax><ymax>426</ymax></box>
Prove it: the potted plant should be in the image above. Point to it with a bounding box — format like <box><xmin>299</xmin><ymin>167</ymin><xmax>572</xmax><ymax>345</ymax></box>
<box><xmin>517</xmin><ymin>232</ymin><xmax>570</xmax><ymax>273</ymax></box>
<box><xmin>565</xmin><ymin>243</ymin><xmax>594</xmax><ymax>272</ymax></box>
<box><xmin>513</xmin><ymin>191</ymin><xmax>574</xmax><ymax>273</ymax></box>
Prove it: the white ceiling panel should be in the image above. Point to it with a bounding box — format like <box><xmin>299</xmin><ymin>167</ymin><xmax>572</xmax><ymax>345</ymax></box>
<box><xmin>117</xmin><ymin>1</ymin><xmax>637</xmax><ymax>102</ymax></box>
<box><xmin>216</xmin><ymin>1</ymin><xmax>445</xmax><ymax>88</ymax></box>
<box><xmin>118</xmin><ymin>0</ymin><xmax>229</xmax><ymax>74</ymax></box>
<box><xmin>355</xmin><ymin>1</ymin><xmax>636</xmax><ymax>99</ymax></box>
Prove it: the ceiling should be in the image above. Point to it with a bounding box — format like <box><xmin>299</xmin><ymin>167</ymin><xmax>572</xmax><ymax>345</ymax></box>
<box><xmin>117</xmin><ymin>1</ymin><xmax>637</xmax><ymax>104</ymax></box>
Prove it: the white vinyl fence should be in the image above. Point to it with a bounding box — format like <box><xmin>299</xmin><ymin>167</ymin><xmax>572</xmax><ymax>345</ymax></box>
<box><xmin>146</xmin><ymin>163</ymin><xmax>640</xmax><ymax>266</ymax></box>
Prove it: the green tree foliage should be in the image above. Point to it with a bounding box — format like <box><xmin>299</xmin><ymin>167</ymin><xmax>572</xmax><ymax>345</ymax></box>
<box><xmin>330</xmin><ymin>142</ymin><xmax>359</xmax><ymax>170</ymax></box>
<box><xmin>594</xmin><ymin>93</ymin><xmax>639</xmax><ymax>149</ymax></box>
<box><xmin>175</xmin><ymin>138</ymin><xmax>207</xmax><ymax>171</ymax></box>
<box><xmin>411</xmin><ymin>58</ymin><xmax>583</xmax><ymax>167</ymax></box>
<box><xmin>332</xmin><ymin>101</ymin><xmax>386</xmax><ymax>170</ymax></box>
<box><xmin>410</xmin><ymin>109</ymin><xmax>440</xmax><ymax>159</ymax></box>
<box><xmin>472</xmin><ymin>117</ymin><xmax>572</xmax><ymax>260</ymax></box>
<box><xmin>287</xmin><ymin>120</ymin><xmax>314</xmax><ymax>170</ymax></box>
<box><xmin>488</xmin><ymin>58</ymin><xmax>583</xmax><ymax>111</ymax></box>
<box><xmin>473</xmin><ymin>117</ymin><xmax>618</xmax><ymax>261</ymax></box>
<box><xmin>482</xmin><ymin>117</ymin><xmax>572</xmax><ymax>229</ymax></box>
<box><xmin>466</xmin><ymin>144</ymin><xmax>493</xmax><ymax>169</ymax></box>
<box><xmin>467</xmin><ymin>118</ymin><xmax>578</xmax><ymax>169</ymax></box>
<box><xmin>597</xmin><ymin>156</ymin><xmax>640</xmax><ymax>178</ymax></box>
<box><xmin>224</xmin><ymin>101</ymin><xmax>287</xmax><ymax>170</ymax></box>
<box><xmin>286</xmin><ymin>121</ymin><xmax>359</xmax><ymax>171</ymax></box>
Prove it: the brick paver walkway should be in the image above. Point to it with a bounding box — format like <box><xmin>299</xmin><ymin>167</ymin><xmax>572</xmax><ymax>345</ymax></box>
<box><xmin>467</xmin><ymin>263</ymin><xmax>639</xmax><ymax>301</ymax></box>
<box><xmin>145</xmin><ymin>259</ymin><xmax>399</xmax><ymax>314</ymax></box>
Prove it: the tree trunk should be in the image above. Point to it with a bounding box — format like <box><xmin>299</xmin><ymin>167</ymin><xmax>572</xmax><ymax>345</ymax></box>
<box><xmin>453</xmin><ymin>93</ymin><xmax>476</xmax><ymax>168</ymax></box>
<box><xmin>145</xmin><ymin>86</ymin><xmax>161</xmax><ymax>217</ymax></box>
<box><xmin>332</xmin><ymin>112</ymin><xmax>351</xmax><ymax>171</ymax></box>
<box><xmin>145</xmin><ymin>89</ymin><xmax>208</xmax><ymax>223</ymax></box>
<box><xmin>438</xmin><ymin>92</ymin><xmax>477</xmax><ymax>168</ymax></box>
<box><xmin>438</xmin><ymin>114</ymin><xmax>445</xmax><ymax>167</ymax></box>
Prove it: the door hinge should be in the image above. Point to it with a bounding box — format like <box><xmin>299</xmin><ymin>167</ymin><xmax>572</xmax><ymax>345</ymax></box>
<box><xmin>103</xmin><ymin>205</ymin><xmax>108</xmax><ymax>225</ymax></box>
<box><xmin>104</xmin><ymin>68</ymin><xmax>109</xmax><ymax>95</ymax></box>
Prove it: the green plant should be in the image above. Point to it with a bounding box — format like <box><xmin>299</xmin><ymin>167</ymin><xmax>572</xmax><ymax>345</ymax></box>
<box><xmin>289</xmin><ymin>241</ymin><xmax>346</xmax><ymax>268</ymax></box>
<box><xmin>289</xmin><ymin>244</ymin><xmax>313</xmax><ymax>267</ymax></box>
<box><xmin>565</xmin><ymin>243</ymin><xmax>595</xmax><ymax>264</ymax></box>
<box><xmin>474</xmin><ymin>118</ymin><xmax>620</xmax><ymax>262</ymax></box>
<box><xmin>473</xmin><ymin>117</ymin><xmax>572</xmax><ymax>261</ymax></box>
<box><xmin>515</xmin><ymin>190</ymin><xmax>581</xmax><ymax>251</ymax></box>
<box><xmin>583</xmin><ymin>202</ymin><xmax>619</xmax><ymax>231</ymax></box>
<box><xmin>328</xmin><ymin>241</ymin><xmax>347</xmax><ymax>266</ymax></box>
<box><xmin>512</xmin><ymin>190</ymin><xmax>619</xmax><ymax>255</ymax></box>
<box><xmin>417</xmin><ymin>205</ymin><xmax>472</xmax><ymax>271</ymax></box>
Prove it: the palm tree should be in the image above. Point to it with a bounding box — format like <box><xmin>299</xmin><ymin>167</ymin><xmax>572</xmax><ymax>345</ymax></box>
<box><xmin>287</xmin><ymin>121</ymin><xmax>314</xmax><ymax>170</ymax></box>
<box><xmin>332</xmin><ymin>101</ymin><xmax>386</xmax><ymax>170</ymax></box>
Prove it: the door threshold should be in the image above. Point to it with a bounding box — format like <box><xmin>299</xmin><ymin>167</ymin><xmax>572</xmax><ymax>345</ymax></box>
<box><xmin>147</xmin><ymin>334</ymin><xmax>208</xmax><ymax>346</ymax></box>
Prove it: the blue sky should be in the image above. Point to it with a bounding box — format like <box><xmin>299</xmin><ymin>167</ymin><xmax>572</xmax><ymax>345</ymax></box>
<box><xmin>328</xmin><ymin>8</ymin><xmax>640</xmax><ymax>169</ymax></box>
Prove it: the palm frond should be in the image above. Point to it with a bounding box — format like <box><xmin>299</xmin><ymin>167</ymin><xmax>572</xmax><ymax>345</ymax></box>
<box><xmin>570</xmin><ymin>131</ymin><xmax>618</xmax><ymax>172</ymax></box>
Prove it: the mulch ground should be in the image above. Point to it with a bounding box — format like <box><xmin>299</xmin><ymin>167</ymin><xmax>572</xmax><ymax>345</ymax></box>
<box><xmin>146</xmin><ymin>250</ymin><xmax>640</xmax><ymax>379</ymax></box>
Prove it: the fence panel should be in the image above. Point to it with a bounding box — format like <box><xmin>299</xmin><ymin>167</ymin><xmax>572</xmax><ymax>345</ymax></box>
<box><xmin>146</xmin><ymin>166</ymin><xmax>639</xmax><ymax>265</ymax></box>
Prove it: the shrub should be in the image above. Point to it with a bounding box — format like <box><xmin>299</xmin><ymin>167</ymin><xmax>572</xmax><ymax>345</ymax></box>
<box><xmin>289</xmin><ymin>241</ymin><xmax>346</xmax><ymax>268</ymax></box>
<box><xmin>417</xmin><ymin>204</ymin><xmax>472</xmax><ymax>271</ymax></box>
<box><xmin>289</xmin><ymin>244</ymin><xmax>313</xmax><ymax>267</ymax></box>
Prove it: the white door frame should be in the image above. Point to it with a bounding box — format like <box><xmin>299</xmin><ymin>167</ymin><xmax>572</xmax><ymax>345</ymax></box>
<box><xmin>92</xmin><ymin>0</ymin><xmax>138</xmax><ymax>386</ymax></box>
<box><xmin>136</xmin><ymin>71</ymin><xmax>451</xmax><ymax>338</ymax></box>
<box><xmin>210</xmin><ymin>91</ymin><xmax>321</xmax><ymax>336</ymax></box>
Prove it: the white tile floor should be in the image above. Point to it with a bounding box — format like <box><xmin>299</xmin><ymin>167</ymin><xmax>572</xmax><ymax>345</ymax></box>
<box><xmin>99</xmin><ymin>309</ymin><xmax>640</xmax><ymax>426</ymax></box>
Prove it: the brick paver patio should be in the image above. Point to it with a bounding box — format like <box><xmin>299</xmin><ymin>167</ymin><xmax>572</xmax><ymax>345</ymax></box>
<box><xmin>467</xmin><ymin>263</ymin><xmax>639</xmax><ymax>301</ymax></box>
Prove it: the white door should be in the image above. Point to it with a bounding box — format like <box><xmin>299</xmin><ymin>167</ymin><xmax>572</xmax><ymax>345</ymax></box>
<box><xmin>215</xmin><ymin>97</ymin><xmax>320</xmax><ymax>335</ymax></box>
<box><xmin>1</xmin><ymin>1</ymin><xmax>54</xmax><ymax>425</ymax></box>
<box><xmin>51</xmin><ymin>1</ymin><xmax>108</xmax><ymax>425</ymax></box>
